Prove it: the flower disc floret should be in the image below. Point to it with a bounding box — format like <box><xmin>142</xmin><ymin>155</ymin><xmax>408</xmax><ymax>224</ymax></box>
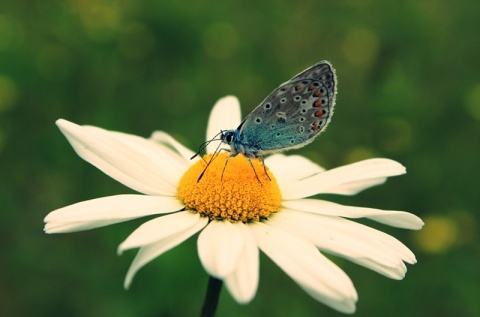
<box><xmin>177</xmin><ymin>153</ymin><xmax>282</xmax><ymax>222</ymax></box>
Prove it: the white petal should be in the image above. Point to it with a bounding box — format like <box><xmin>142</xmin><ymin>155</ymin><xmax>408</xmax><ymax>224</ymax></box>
<box><xmin>224</xmin><ymin>224</ymin><xmax>259</xmax><ymax>304</ymax></box>
<box><xmin>56</xmin><ymin>119</ymin><xmax>181</xmax><ymax>196</ymax></box>
<box><xmin>197</xmin><ymin>220</ymin><xmax>245</xmax><ymax>278</ymax></box>
<box><xmin>349</xmin><ymin>258</ymin><xmax>407</xmax><ymax>280</ymax></box>
<box><xmin>106</xmin><ymin>129</ymin><xmax>190</xmax><ymax>178</ymax></box>
<box><xmin>283</xmin><ymin>199</ymin><xmax>424</xmax><ymax>229</ymax></box>
<box><xmin>124</xmin><ymin>215</ymin><xmax>208</xmax><ymax>289</ymax></box>
<box><xmin>265</xmin><ymin>154</ymin><xmax>325</xmax><ymax>187</ymax></box>
<box><xmin>323</xmin><ymin>177</ymin><xmax>388</xmax><ymax>195</ymax></box>
<box><xmin>118</xmin><ymin>211</ymin><xmax>201</xmax><ymax>253</ymax></box>
<box><xmin>150</xmin><ymin>130</ymin><xmax>197</xmax><ymax>163</ymax></box>
<box><xmin>268</xmin><ymin>209</ymin><xmax>416</xmax><ymax>279</ymax></box>
<box><xmin>250</xmin><ymin>222</ymin><xmax>357</xmax><ymax>314</ymax></box>
<box><xmin>44</xmin><ymin>195</ymin><xmax>184</xmax><ymax>233</ymax></box>
<box><xmin>45</xmin><ymin>219</ymin><xmax>128</xmax><ymax>233</ymax></box>
<box><xmin>282</xmin><ymin>158</ymin><xmax>406</xmax><ymax>200</ymax></box>
<box><xmin>206</xmin><ymin>96</ymin><xmax>241</xmax><ymax>154</ymax></box>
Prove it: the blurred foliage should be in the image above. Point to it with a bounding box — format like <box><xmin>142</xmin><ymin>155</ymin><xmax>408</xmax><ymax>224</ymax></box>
<box><xmin>1</xmin><ymin>0</ymin><xmax>479</xmax><ymax>316</ymax></box>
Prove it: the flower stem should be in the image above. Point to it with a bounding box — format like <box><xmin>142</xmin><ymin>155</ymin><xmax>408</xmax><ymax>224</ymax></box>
<box><xmin>200</xmin><ymin>276</ymin><xmax>223</xmax><ymax>317</ymax></box>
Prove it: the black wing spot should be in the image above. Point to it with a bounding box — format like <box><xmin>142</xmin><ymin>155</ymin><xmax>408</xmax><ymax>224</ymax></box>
<box><xmin>264</xmin><ymin>102</ymin><xmax>272</xmax><ymax>110</ymax></box>
<box><xmin>255</xmin><ymin>117</ymin><xmax>262</xmax><ymax>123</ymax></box>
<box><xmin>301</xmin><ymin>109</ymin><xmax>307</xmax><ymax>114</ymax></box>
<box><xmin>298</xmin><ymin>126</ymin><xmax>305</xmax><ymax>133</ymax></box>
<box><xmin>299</xmin><ymin>117</ymin><xmax>305</xmax><ymax>122</ymax></box>
<box><xmin>294</xmin><ymin>95</ymin><xmax>301</xmax><ymax>101</ymax></box>
<box><xmin>280</xmin><ymin>97</ymin><xmax>287</xmax><ymax>104</ymax></box>
<box><xmin>301</xmin><ymin>100</ymin><xmax>307</xmax><ymax>105</ymax></box>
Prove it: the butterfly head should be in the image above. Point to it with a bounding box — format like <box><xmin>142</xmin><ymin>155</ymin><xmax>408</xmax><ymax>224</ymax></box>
<box><xmin>221</xmin><ymin>130</ymin><xmax>236</xmax><ymax>145</ymax></box>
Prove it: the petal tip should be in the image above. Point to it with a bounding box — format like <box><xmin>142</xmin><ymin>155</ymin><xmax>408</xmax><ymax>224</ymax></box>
<box><xmin>218</xmin><ymin>95</ymin><xmax>240</xmax><ymax>105</ymax></box>
<box><xmin>211</xmin><ymin>96</ymin><xmax>240</xmax><ymax>115</ymax></box>
<box><xmin>55</xmin><ymin>118</ymin><xmax>73</xmax><ymax>129</ymax></box>
<box><xmin>55</xmin><ymin>118</ymin><xmax>67</xmax><ymax>125</ymax></box>
<box><xmin>117</xmin><ymin>245</ymin><xmax>124</xmax><ymax>256</ymax></box>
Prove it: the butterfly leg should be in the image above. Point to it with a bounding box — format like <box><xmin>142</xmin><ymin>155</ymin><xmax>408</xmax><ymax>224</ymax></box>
<box><xmin>197</xmin><ymin>145</ymin><xmax>230</xmax><ymax>182</ymax></box>
<box><xmin>246</xmin><ymin>156</ymin><xmax>263</xmax><ymax>184</ymax></box>
<box><xmin>220</xmin><ymin>154</ymin><xmax>263</xmax><ymax>184</ymax></box>
<box><xmin>220</xmin><ymin>152</ymin><xmax>231</xmax><ymax>181</ymax></box>
<box><xmin>258</xmin><ymin>157</ymin><xmax>271</xmax><ymax>181</ymax></box>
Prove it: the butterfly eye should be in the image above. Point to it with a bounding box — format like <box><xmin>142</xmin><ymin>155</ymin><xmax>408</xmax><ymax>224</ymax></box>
<box><xmin>223</xmin><ymin>132</ymin><xmax>234</xmax><ymax>143</ymax></box>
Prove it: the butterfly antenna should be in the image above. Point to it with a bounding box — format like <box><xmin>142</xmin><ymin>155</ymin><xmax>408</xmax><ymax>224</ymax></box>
<box><xmin>191</xmin><ymin>142</ymin><xmax>209</xmax><ymax>162</ymax></box>
<box><xmin>191</xmin><ymin>131</ymin><xmax>224</xmax><ymax>161</ymax></box>
<box><xmin>197</xmin><ymin>139</ymin><xmax>227</xmax><ymax>182</ymax></box>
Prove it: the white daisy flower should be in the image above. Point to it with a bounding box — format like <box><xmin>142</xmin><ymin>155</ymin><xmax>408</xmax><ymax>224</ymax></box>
<box><xmin>44</xmin><ymin>96</ymin><xmax>423</xmax><ymax>314</ymax></box>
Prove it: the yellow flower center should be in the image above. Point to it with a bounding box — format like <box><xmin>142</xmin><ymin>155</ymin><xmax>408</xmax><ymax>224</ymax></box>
<box><xmin>177</xmin><ymin>153</ymin><xmax>282</xmax><ymax>222</ymax></box>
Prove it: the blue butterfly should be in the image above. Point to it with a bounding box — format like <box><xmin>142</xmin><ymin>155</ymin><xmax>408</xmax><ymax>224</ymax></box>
<box><xmin>195</xmin><ymin>61</ymin><xmax>337</xmax><ymax>181</ymax></box>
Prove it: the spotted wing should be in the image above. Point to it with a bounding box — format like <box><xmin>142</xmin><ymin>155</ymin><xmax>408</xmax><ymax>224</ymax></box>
<box><xmin>238</xmin><ymin>61</ymin><xmax>337</xmax><ymax>156</ymax></box>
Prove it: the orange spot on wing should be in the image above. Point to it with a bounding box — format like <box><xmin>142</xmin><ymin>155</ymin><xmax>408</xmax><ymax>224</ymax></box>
<box><xmin>314</xmin><ymin>100</ymin><xmax>322</xmax><ymax>107</ymax></box>
<box><xmin>295</xmin><ymin>84</ymin><xmax>303</xmax><ymax>91</ymax></box>
<box><xmin>313</xmin><ymin>91</ymin><xmax>323</xmax><ymax>97</ymax></box>
<box><xmin>308</xmin><ymin>84</ymin><xmax>315</xmax><ymax>91</ymax></box>
<box><xmin>315</xmin><ymin>110</ymin><xmax>324</xmax><ymax>118</ymax></box>
<box><xmin>311</xmin><ymin>121</ymin><xmax>319</xmax><ymax>131</ymax></box>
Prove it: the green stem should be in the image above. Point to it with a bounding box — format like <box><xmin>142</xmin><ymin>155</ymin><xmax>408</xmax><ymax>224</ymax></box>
<box><xmin>200</xmin><ymin>276</ymin><xmax>223</xmax><ymax>317</ymax></box>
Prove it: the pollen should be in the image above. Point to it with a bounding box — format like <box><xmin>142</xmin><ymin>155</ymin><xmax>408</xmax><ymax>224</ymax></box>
<box><xmin>177</xmin><ymin>153</ymin><xmax>282</xmax><ymax>222</ymax></box>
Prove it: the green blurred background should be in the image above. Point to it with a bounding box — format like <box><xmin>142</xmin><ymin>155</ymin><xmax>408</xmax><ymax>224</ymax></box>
<box><xmin>1</xmin><ymin>0</ymin><xmax>479</xmax><ymax>316</ymax></box>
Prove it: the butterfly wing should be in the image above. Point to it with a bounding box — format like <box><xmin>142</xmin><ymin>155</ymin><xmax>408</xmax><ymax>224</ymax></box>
<box><xmin>238</xmin><ymin>61</ymin><xmax>337</xmax><ymax>156</ymax></box>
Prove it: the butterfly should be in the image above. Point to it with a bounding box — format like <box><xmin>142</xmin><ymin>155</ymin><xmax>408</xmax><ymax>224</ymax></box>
<box><xmin>195</xmin><ymin>61</ymin><xmax>337</xmax><ymax>181</ymax></box>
